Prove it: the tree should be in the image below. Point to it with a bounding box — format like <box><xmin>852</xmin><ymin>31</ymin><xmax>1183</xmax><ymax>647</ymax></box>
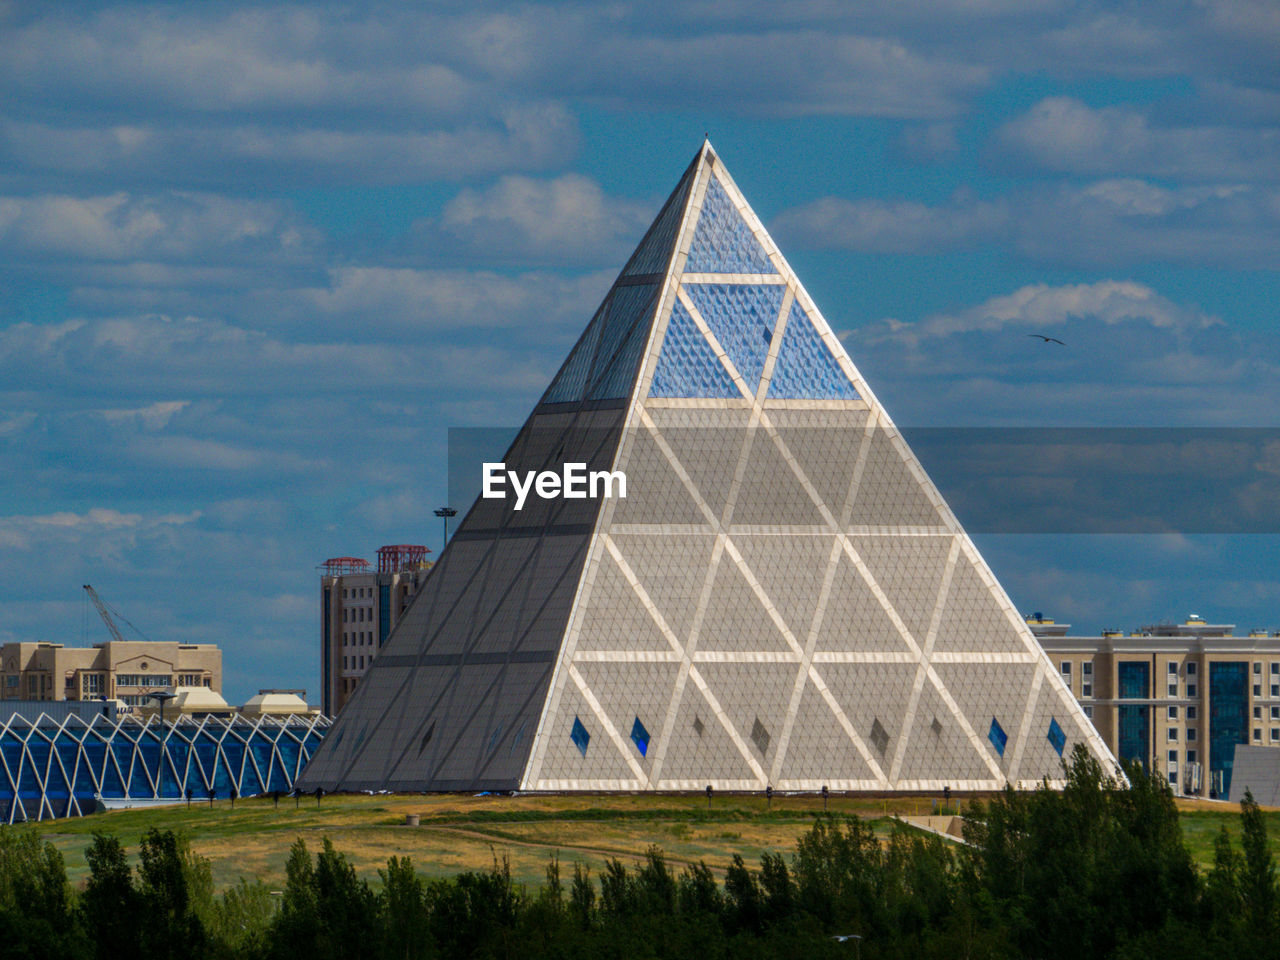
<box><xmin>81</xmin><ymin>833</ymin><xmax>141</xmax><ymax>960</ymax></box>
<box><xmin>1240</xmin><ymin>790</ymin><xmax>1278</xmax><ymax>942</ymax></box>
<box><xmin>137</xmin><ymin>828</ymin><xmax>208</xmax><ymax>959</ymax></box>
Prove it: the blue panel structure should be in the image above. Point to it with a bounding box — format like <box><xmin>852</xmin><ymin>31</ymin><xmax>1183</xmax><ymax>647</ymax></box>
<box><xmin>684</xmin><ymin>283</ymin><xmax>784</xmax><ymax>390</ymax></box>
<box><xmin>630</xmin><ymin>717</ymin><xmax>651</xmax><ymax>757</ymax></box>
<box><xmin>988</xmin><ymin>717</ymin><xmax>1008</xmax><ymax>757</ymax></box>
<box><xmin>649</xmin><ymin>300</ymin><xmax>740</xmax><ymax>398</ymax></box>
<box><xmin>686</xmin><ymin>176</ymin><xmax>775</xmax><ymax>274</ymax></box>
<box><xmin>588</xmin><ymin>287</ymin><xmax>659</xmax><ymax>400</ymax></box>
<box><xmin>570</xmin><ymin>716</ymin><xmax>590</xmax><ymax>756</ymax></box>
<box><xmin>768</xmin><ymin>301</ymin><xmax>860</xmax><ymax>400</ymax></box>
<box><xmin>1047</xmin><ymin>718</ymin><xmax>1066</xmax><ymax>757</ymax></box>
<box><xmin>0</xmin><ymin>712</ymin><xmax>329</xmax><ymax>823</ymax></box>
<box><xmin>543</xmin><ymin>303</ymin><xmax>606</xmax><ymax>404</ymax></box>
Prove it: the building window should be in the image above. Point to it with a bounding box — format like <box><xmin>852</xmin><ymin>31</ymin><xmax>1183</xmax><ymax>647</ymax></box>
<box><xmin>1272</xmin><ymin>662</ymin><xmax>1279</xmax><ymax>676</ymax></box>
<box><xmin>1272</xmin><ymin>729</ymin><xmax>1280</xmax><ymax>743</ymax></box>
<box><xmin>1082</xmin><ymin>681</ymin><xmax>1093</xmax><ymax>698</ymax></box>
<box><xmin>1188</xmin><ymin>750</ymin><xmax>1197</xmax><ymax>763</ymax></box>
<box><xmin>1186</xmin><ymin>662</ymin><xmax>1197</xmax><ymax>676</ymax></box>
<box><xmin>1272</xmin><ymin>683</ymin><xmax>1279</xmax><ymax>698</ymax></box>
<box><xmin>1061</xmin><ymin>661</ymin><xmax>1072</xmax><ymax>678</ymax></box>
<box><xmin>1188</xmin><ymin>727</ymin><xmax>1197</xmax><ymax>742</ymax></box>
<box><xmin>1169</xmin><ymin>681</ymin><xmax>1179</xmax><ymax>697</ymax></box>
<box><xmin>1255</xmin><ymin>728</ymin><xmax>1263</xmax><ymax>742</ymax></box>
<box><xmin>1255</xmin><ymin>706</ymin><xmax>1263</xmax><ymax>720</ymax></box>
<box><xmin>1168</xmin><ymin>749</ymin><xmax>1178</xmax><ymax>764</ymax></box>
<box><xmin>1168</xmin><ymin>706</ymin><xmax>1178</xmax><ymax>720</ymax></box>
<box><xmin>1256</xmin><ymin>662</ymin><xmax>1263</xmax><ymax>675</ymax></box>
<box><xmin>1273</xmin><ymin>706</ymin><xmax>1280</xmax><ymax>721</ymax></box>
<box><xmin>1187</xmin><ymin>706</ymin><xmax>1198</xmax><ymax>720</ymax></box>
<box><xmin>81</xmin><ymin>673</ymin><xmax>103</xmax><ymax>694</ymax></box>
<box><xmin>1083</xmin><ymin>705</ymin><xmax>1094</xmax><ymax>718</ymax></box>
<box><xmin>1168</xmin><ymin>728</ymin><xmax>1179</xmax><ymax>741</ymax></box>
<box><xmin>116</xmin><ymin>674</ymin><xmax>173</xmax><ymax>688</ymax></box>
<box><xmin>1188</xmin><ymin>683</ymin><xmax>1197</xmax><ymax>698</ymax></box>
<box><xmin>1255</xmin><ymin>683</ymin><xmax>1263</xmax><ymax>697</ymax></box>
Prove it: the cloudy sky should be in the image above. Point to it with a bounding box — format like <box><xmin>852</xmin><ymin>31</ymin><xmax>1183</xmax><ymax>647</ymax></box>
<box><xmin>3</xmin><ymin>1</ymin><xmax>1279</xmax><ymax>702</ymax></box>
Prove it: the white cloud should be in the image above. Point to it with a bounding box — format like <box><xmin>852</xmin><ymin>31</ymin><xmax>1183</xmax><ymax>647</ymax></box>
<box><xmin>298</xmin><ymin>266</ymin><xmax>612</xmax><ymax>333</ymax></box>
<box><xmin>773</xmin><ymin>193</ymin><xmax>1005</xmax><ymax>253</ymax></box>
<box><xmin>438</xmin><ymin>174</ymin><xmax>653</xmax><ymax>262</ymax></box>
<box><xmin>842</xmin><ymin>281</ymin><xmax>1280</xmax><ymax>427</ymax></box>
<box><xmin>98</xmin><ymin>400</ymin><xmax>189</xmax><ymax>429</ymax></box>
<box><xmin>995</xmin><ymin>97</ymin><xmax>1280</xmax><ymax>181</ymax></box>
<box><xmin>871</xmin><ymin>280</ymin><xmax>1218</xmax><ymax>346</ymax></box>
<box><xmin>0</xmin><ymin>192</ymin><xmax>313</xmax><ymax>261</ymax></box>
<box><xmin>772</xmin><ymin>179</ymin><xmax>1280</xmax><ymax>268</ymax></box>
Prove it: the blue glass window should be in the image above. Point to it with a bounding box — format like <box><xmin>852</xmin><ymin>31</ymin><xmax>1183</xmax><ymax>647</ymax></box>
<box><xmin>587</xmin><ymin>285</ymin><xmax>659</xmax><ymax>400</ymax></box>
<box><xmin>624</xmin><ymin>171</ymin><xmax>693</xmax><ymax>277</ymax></box>
<box><xmin>1047</xmin><ymin>718</ymin><xmax>1066</xmax><ymax>757</ymax></box>
<box><xmin>649</xmin><ymin>300</ymin><xmax>740</xmax><ymax>398</ymax></box>
<box><xmin>1209</xmin><ymin>661</ymin><xmax>1248</xmax><ymax>797</ymax></box>
<box><xmin>684</xmin><ymin>283</ymin><xmax>784</xmax><ymax>391</ymax></box>
<box><xmin>630</xmin><ymin>717</ymin><xmax>650</xmax><ymax>757</ymax></box>
<box><xmin>767</xmin><ymin>301</ymin><xmax>859</xmax><ymax>400</ymax></box>
<box><xmin>1118</xmin><ymin>661</ymin><xmax>1150</xmax><ymax>770</ymax></box>
<box><xmin>543</xmin><ymin>303</ymin><xmax>606</xmax><ymax>404</ymax></box>
<box><xmin>988</xmin><ymin>717</ymin><xmax>1008</xmax><ymax>757</ymax></box>
<box><xmin>570</xmin><ymin>716</ymin><xmax>590</xmax><ymax>757</ymax></box>
<box><xmin>686</xmin><ymin>176</ymin><xmax>775</xmax><ymax>274</ymax></box>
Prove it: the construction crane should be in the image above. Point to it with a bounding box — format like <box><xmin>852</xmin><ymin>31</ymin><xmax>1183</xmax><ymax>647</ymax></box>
<box><xmin>82</xmin><ymin>584</ymin><xmax>152</xmax><ymax>644</ymax></box>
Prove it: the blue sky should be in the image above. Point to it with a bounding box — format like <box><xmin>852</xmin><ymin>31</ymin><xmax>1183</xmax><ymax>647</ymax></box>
<box><xmin>2</xmin><ymin>1</ymin><xmax>1279</xmax><ymax>702</ymax></box>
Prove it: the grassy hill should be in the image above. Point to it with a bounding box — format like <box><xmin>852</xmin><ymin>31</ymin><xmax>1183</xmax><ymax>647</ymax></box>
<box><xmin>27</xmin><ymin>791</ymin><xmax>1280</xmax><ymax>891</ymax></box>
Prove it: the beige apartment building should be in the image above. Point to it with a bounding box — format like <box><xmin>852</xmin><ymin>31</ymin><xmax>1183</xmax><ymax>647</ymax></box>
<box><xmin>1030</xmin><ymin>613</ymin><xmax>1280</xmax><ymax>799</ymax></box>
<box><xmin>320</xmin><ymin>545</ymin><xmax>432</xmax><ymax>717</ymax></box>
<box><xmin>0</xmin><ymin>639</ymin><xmax>221</xmax><ymax>708</ymax></box>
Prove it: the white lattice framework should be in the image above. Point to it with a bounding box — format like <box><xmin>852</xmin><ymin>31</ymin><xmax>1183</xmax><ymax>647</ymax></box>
<box><xmin>0</xmin><ymin>710</ymin><xmax>329</xmax><ymax>822</ymax></box>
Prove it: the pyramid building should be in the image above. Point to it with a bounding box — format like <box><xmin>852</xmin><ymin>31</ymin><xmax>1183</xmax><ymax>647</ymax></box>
<box><xmin>298</xmin><ymin>143</ymin><xmax>1115</xmax><ymax>794</ymax></box>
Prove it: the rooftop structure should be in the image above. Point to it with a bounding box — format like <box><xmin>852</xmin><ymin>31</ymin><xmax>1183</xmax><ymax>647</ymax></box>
<box><xmin>319</xmin><ymin>546</ymin><xmax>431</xmax><ymax>716</ymax></box>
<box><xmin>299</xmin><ymin>142</ymin><xmax>1114</xmax><ymax>795</ymax></box>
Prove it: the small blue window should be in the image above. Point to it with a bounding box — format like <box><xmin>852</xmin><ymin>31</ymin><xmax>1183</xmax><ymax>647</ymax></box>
<box><xmin>1047</xmin><ymin>718</ymin><xmax>1066</xmax><ymax>757</ymax></box>
<box><xmin>630</xmin><ymin>717</ymin><xmax>650</xmax><ymax>757</ymax></box>
<box><xmin>570</xmin><ymin>716</ymin><xmax>590</xmax><ymax>756</ymax></box>
<box><xmin>988</xmin><ymin>717</ymin><xmax>1008</xmax><ymax>757</ymax></box>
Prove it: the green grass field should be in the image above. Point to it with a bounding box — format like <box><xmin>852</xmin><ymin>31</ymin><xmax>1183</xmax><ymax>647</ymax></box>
<box><xmin>25</xmin><ymin>792</ymin><xmax>1280</xmax><ymax>892</ymax></box>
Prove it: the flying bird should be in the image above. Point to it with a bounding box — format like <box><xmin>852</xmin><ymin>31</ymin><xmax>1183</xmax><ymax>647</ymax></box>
<box><xmin>1027</xmin><ymin>333</ymin><xmax>1066</xmax><ymax>345</ymax></box>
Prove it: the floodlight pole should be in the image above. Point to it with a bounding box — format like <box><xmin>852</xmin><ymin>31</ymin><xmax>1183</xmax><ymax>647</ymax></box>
<box><xmin>434</xmin><ymin>507</ymin><xmax>457</xmax><ymax>555</ymax></box>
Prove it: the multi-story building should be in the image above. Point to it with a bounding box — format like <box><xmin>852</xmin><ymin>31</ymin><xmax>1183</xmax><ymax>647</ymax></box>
<box><xmin>320</xmin><ymin>545</ymin><xmax>431</xmax><ymax>717</ymax></box>
<box><xmin>1030</xmin><ymin>613</ymin><xmax>1280</xmax><ymax>799</ymax></box>
<box><xmin>0</xmin><ymin>639</ymin><xmax>221</xmax><ymax>708</ymax></box>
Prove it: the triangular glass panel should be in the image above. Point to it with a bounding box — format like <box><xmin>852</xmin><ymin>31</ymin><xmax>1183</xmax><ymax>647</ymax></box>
<box><xmin>768</xmin><ymin>300</ymin><xmax>859</xmax><ymax>400</ymax></box>
<box><xmin>623</xmin><ymin>156</ymin><xmax>697</xmax><ymax>277</ymax></box>
<box><xmin>683</xmin><ymin>283</ymin><xmax>783</xmax><ymax>391</ymax></box>
<box><xmin>649</xmin><ymin>300</ymin><xmax>741</xmax><ymax>399</ymax></box>
<box><xmin>542</xmin><ymin>301</ymin><xmax>606</xmax><ymax>404</ymax></box>
<box><xmin>587</xmin><ymin>285</ymin><xmax>659</xmax><ymax>400</ymax></box>
<box><xmin>686</xmin><ymin>175</ymin><xmax>775</xmax><ymax>274</ymax></box>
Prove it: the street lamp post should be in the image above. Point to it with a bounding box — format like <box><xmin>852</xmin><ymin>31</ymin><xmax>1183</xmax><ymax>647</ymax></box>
<box><xmin>434</xmin><ymin>506</ymin><xmax>457</xmax><ymax>555</ymax></box>
<box><xmin>150</xmin><ymin>690</ymin><xmax>176</xmax><ymax>728</ymax></box>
